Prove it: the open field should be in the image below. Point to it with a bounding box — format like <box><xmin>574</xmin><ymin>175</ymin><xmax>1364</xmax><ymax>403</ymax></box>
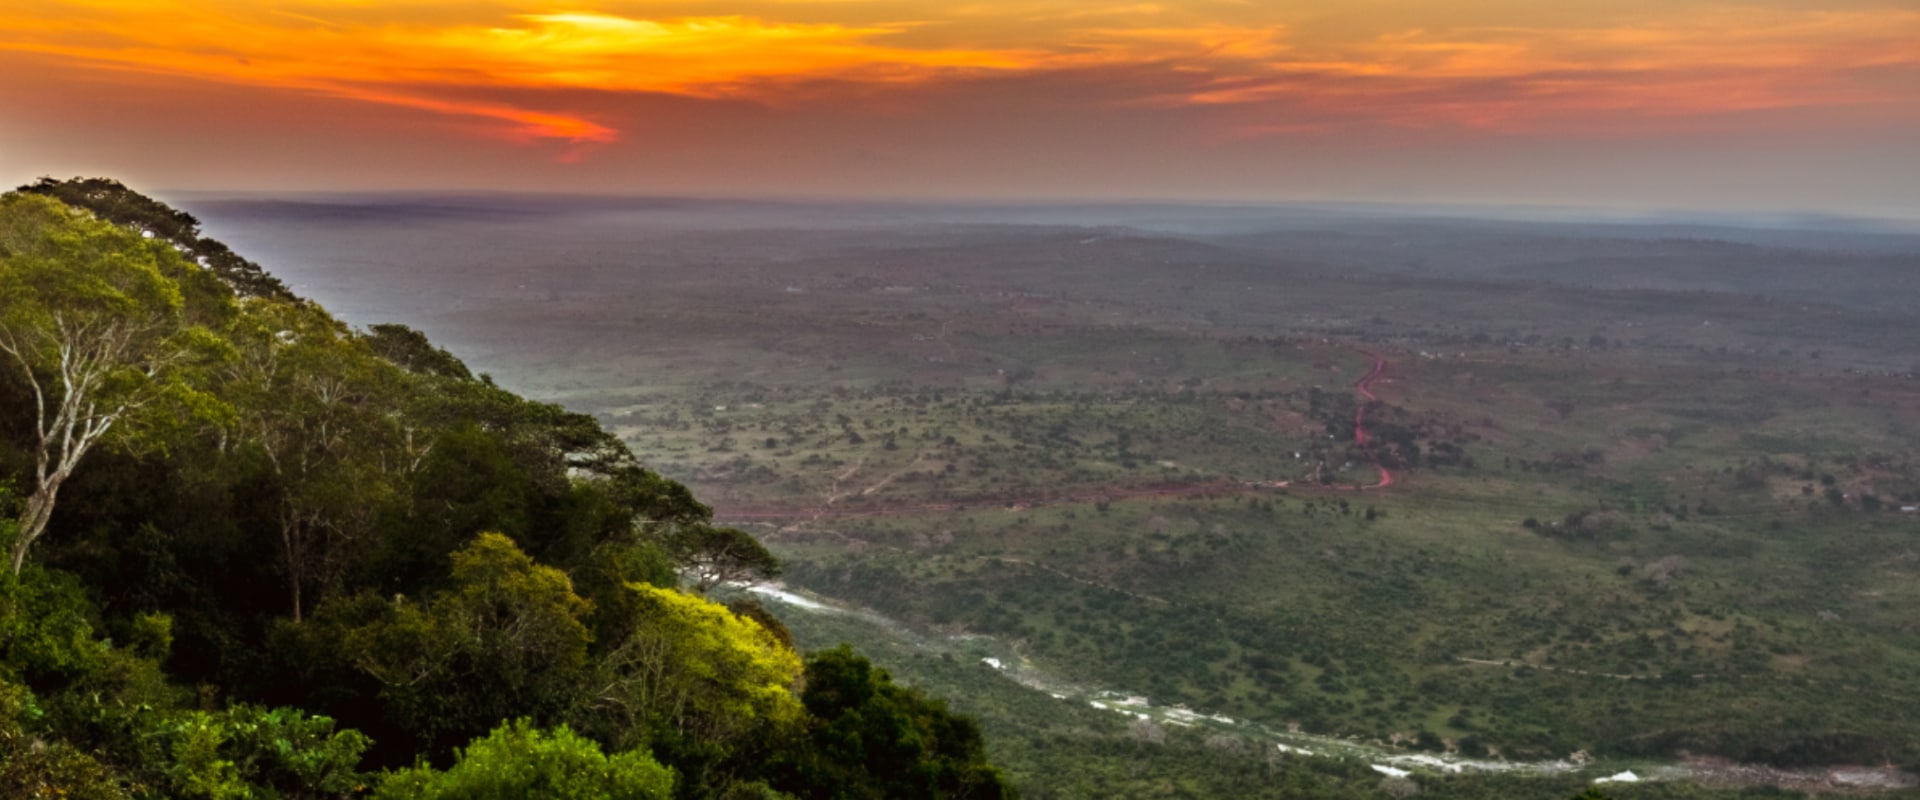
<box><xmin>188</xmin><ymin>196</ymin><xmax>1920</xmax><ymax>794</ymax></box>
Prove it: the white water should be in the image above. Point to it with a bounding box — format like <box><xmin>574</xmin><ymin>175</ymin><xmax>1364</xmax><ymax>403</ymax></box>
<box><xmin>745</xmin><ymin>582</ymin><xmax>1584</xmax><ymax>778</ymax></box>
<box><xmin>746</xmin><ymin>584</ymin><xmax>836</xmax><ymax>612</ymax></box>
<box><xmin>746</xmin><ymin>581</ymin><xmax>1918</xmax><ymax>792</ymax></box>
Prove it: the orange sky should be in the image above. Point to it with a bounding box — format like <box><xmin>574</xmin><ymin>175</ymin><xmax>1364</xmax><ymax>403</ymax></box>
<box><xmin>3</xmin><ymin>1</ymin><xmax>1918</xmax><ymax>212</ymax></box>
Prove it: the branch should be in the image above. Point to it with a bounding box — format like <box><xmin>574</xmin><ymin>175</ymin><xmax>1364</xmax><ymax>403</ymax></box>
<box><xmin>0</xmin><ymin>325</ymin><xmax>52</xmax><ymax>482</ymax></box>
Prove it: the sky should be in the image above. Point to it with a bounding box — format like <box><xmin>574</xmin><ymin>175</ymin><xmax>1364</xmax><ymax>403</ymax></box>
<box><xmin>2</xmin><ymin>1</ymin><xmax>1918</xmax><ymax>215</ymax></box>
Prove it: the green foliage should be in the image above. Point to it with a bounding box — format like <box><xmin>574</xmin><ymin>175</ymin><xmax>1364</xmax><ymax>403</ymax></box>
<box><xmin>399</xmin><ymin>424</ymin><xmax>537</xmax><ymax>578</ymax></box>
<box><xmin>16</xmin><ymin>177</ymin><xmax>291</xmax><ymax>300</ymax></box>
<box><xmin>0</xmin><ymin>568</ymin><xmax>364</xmax><ymax>800</ymax></box>
<box><xmin>723</xmin><ymin>599</ymin><xmax>793</xmax><ymax>652</ymax></box>
<box><xmin>373</xmin><ymin>719</ymin><xmax>674</xmax><ymax>800</ymax></box>
<box><xmin>0</xmin><ymin>181</ymin><xmax>1022</xmax><ymax>800</ymax></box>
<box><xmin>222</xmin><ymin>296</ymin><xmax>405</xmax><ymax>619</ymax></box>
<box><xmin>588</xmin><ymin>539</ymin><xmax>681</xmax><ymax>595</ymax></box>
<box><xmin>364</xmin><ymin>323</ymin><xmax>473</xmax><ymax>381</ymax></box>
<box><xmin>0</xmin><ymin>191</ymin><xmax>233</xmax><ymax>572</ymax></box>
<box><xmin>0</xmin><ymin>566</ymin><xmax>110</xmax><ymax>685</ymax></box>
<box><xmin>163</xmin><ymin>712</ymin><xmax>248</xmax><ymax>800</ymax></box>
<box><xmin>585</xmin><ymin>583</ymin><xmax>802</xmax><ymax>753</ymax></box>
<box><xmin>0</xmin><ymin>193</ymin><xmax>184</xmax><ymax>319</ymax></box>
<box><xmin>316</xmin><ymin>533</ymin><xmax>592</xmax><ymax>759</ymax></box>
<box><xmin>127</xmin><ymin>612</ymin><xmax>172</xmax><ymax>660</ymax></box>
<box><xmin>0</xmin><ymin>678</ymin><xmax>134</xmax><ymax>800</ymax></box>
<box><xmin>154</xmin><ymin>706</ymin><xmax>369</xmax><ymax>800</ymax></box>
<box><xmin>660</xmin><ymin>524</ymin><xmax>781</xmax><ymax>593</ymax></box>
<box><xmin>776</xmin><ymin>646</ymin><xmax>1015</xmax><ymax>800</ymax></box>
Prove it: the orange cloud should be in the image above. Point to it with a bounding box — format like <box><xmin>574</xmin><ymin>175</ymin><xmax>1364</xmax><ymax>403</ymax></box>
<box><xmin>1164</xmin><ymin>8</ymin><xmax>1920</xmax><ymax>132</ymax></box>
<box><xmin>413</xmin><ymin>13</ymin><xmax>1036</xmax><ymax>91</ymax></box>
<box><xmin>1</xmin><ymin>0</ymin><xmax>1916</xmax><ymax>146</ymax></box>
<box><xmin>0</xmin><ymin>2</ymin><xmax>1037</xmax><ymax>145</ymax></box>
<box><xmin>1071</xmin><ymin>24</ymin><xmax>1290</xmax><ymax>62</ymax></box>
<box><xmin>322</xmin><ymin>85</ymin><xmax>618</xmax><ymax>143</ymax></box>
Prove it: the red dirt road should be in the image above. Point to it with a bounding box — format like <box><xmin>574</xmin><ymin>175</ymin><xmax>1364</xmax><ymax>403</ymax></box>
<box><xmin>1352</xmin><ymin>350</ymin><xmax>1393</xmax><ymax>490</ymax></box>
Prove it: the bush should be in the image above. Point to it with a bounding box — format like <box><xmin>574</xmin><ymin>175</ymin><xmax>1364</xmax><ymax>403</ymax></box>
<box><xmin>0</xmin><ymin>567</ymin><xmax>111</xmax><ymax>685</ymax></box>
<box><xmin>159</xmin><ymin>706</ymin><xmax>369</xmax><ymax>800</ymax></box>
<box><xmin>776</xmin><ymin>646</ymin><xmax>1016</xmax><ymax>800</ymax></box>
<box><xmin>0</xmin><ymin>679</ymin><xmax>133</xmax><ymax>800</ymax></box>
<box><xmin>374</xmin><ymin>719</ymin><xmax>674</xmax><ymax>800</ymax></box>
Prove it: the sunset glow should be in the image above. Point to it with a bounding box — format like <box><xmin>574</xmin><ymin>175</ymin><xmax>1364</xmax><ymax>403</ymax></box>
<box><xmin>3</xmin><ymin>1</ymin><xmax>1918</xmax><ymax>209</ymax></box>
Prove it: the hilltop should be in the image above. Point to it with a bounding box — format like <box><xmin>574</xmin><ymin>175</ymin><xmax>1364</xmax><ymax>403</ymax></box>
<box><xmin>0</xmin><ymin>178</ymin><xmax>1014</xmax><ymax>799</ymax></box>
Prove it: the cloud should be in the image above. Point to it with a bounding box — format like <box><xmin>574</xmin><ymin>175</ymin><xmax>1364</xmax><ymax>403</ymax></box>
<box><xmin>320</xmin><ymin>85</ymin><xmax>619</xmax><ymax>143</ymax></box>
<box><xmin>1147</xmin><ymin>8</ymin><xmax>1920</xmax><ymax>133</ymax></box>
<box><xmin>0</xmin><ymin>3</ymin><xmax>1035</xmax><ymax>146</ymax></box>
<box><xmin>419</xmin><ymin>12</ymin><xmax>1036</xmax><ymax>91</ymax></box>
<box><xmin>1</xmin><ymin>0</ymin><xmax>1915</xmax><ymax>149</ymax></box>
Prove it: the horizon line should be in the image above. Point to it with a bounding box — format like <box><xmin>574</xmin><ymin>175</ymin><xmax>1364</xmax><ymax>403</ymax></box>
<box><xmin>147</xmin><ymin>187</ymin><xmax>1920</xmax><ymax>234</ymax></box>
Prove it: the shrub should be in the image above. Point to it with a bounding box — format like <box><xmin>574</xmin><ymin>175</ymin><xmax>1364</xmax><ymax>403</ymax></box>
<box><xmin>374</xmin><ymin>719</ymin><xmax>674</xmax><ymax>800</ymax></box>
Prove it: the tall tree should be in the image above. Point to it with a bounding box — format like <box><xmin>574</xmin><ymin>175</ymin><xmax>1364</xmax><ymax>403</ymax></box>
<box><xmin>780</xmin><ymin>646</ymin><xmax>1015</xmax><ymax>800</ymax></box>
<box><xmin>318</xmin><ymin>533</ymin><xmax>595</xmax><ymax>759</ymax></box>
<box><xmin>582</xmin><ymin>581</ymin><xmax>802</xmax><ymax>752</ymax></box>
<box><xmin>223</xmin><ymin>298</ymin><xmax>402</xmax><ymax>620</ymax></box>
<box><xmin>0</xmin><ymin>193</ymin><xmax>227</xmax><ymax>574</ymax></box>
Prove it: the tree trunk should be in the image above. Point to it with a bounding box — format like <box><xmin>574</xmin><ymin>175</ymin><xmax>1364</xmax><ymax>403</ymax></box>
<box><xmin>281</xmin><ymin>514</ymin><xmax>306</xmax><ymax>622</ymax></box>
<box><xmin>10</xmin><ymin>482</ymin><xmax>61</xmax><ymax>575</ymax></box>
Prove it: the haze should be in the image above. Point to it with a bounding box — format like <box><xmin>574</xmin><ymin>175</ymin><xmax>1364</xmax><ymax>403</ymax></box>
<box><xmin>9</xmin><ymin>1</ymin><xmax>1920</xmax><ymax>791</ymax></box>
<box><xmin>4</xmin><ymin>1</ymin><xmax>1919</xmax><ymax>216</ymax></box>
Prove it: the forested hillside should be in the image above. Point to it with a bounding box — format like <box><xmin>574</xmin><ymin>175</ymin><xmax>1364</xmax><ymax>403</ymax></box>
<box><xmin>0</xmin><ymin>179</ymin><xmax>1014</xmax><ymax>799</ymax></box>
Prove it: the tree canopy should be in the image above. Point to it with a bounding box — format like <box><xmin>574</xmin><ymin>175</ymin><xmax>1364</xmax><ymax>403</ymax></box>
<box><xmin>0</xmin><ymin>192</ymin><xmax>229</xmax><ymax>574</ymax></box>
<box><xmin>374</xmin><ymin>720</ymin><xmax>675</xmax><ymax>800</ymax></box>
<box><xmin>0</xmin><ymin>181</ymin><xmax>1017</xmax><ymax>800</ymax></box>
<box><xmin>17</xmin><ymin>177</ymin><xmax>291</xmax><ymax>300</ymax></box>
<box><xmin>779</xmin><ymin>646</ymin><xmax>1015</xmax><ymax>800</ymax></box>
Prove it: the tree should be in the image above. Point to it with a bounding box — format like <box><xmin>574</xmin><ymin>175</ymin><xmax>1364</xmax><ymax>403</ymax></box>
<box><xmin>374</xmin><ymin>719</ymin><xmax>674</xmax><ymax>800</ymax></box>
<box><xmin>395</xmin><ymin>423</ymin><xmax>537</xmax><ymax>585</ymax></box>
<box><xmin>1</xmin><ymin>679</ymin><xmax>131</xmax><ymax>800</ymax></box>
<box><xmin>663</xmin><ymin>524</ymin><xmax>782</xmax><ymax>593</ymax></box>
<box><xmin>320</xmin><ymin>533</ymin><xmax>593</xmax><ymax>758</ymax></box>
<box><xmin>777</xmin><ymin>646</ymin><xmax>1014</xmax><ymax>800</ymax></box>
<box><xmin>17</xmin><ymin>177</ymin><xmax>292</xmax><ymax>300</ymax></box>
<box><xmin>223</xmin><ymin>298</ymin><xmax>403</xmax><ymax>620</ymax></box>
<box><xmin>0</xmin><ymin>192</ymin><xmax>228</xmax><ymax>574</ymax></box>
<box><xmin>364</xmin><ymin>323</ymin><xmax>473</xmax><ymax>381</ymax></box>
<box><xmin>153</xmin><ymin>706</ymin><xmax>369</xmax><ymax>800</ymax></box>
<box><xmin>398</xmin><ymin>370</ymin><xmax>712</xmax><ymax>567</ymax></box>
<box><xmin>582</xmin><ymin>582</ymin><xmax>802</xmax><ymax>754</ymax></box>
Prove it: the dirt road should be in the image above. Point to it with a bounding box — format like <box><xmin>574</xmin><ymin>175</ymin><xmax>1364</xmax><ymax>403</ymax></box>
<box><xmin>1352</xmin><ymin>350</ymin><xmax>1393</xmax><ymax>490</ymax></box>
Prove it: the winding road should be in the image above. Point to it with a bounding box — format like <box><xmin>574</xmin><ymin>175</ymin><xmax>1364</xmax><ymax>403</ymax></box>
<box><xmin>1351</xmin><ymin>350</ymin><xmax>1394</xmax><ymax>490</ymax></box>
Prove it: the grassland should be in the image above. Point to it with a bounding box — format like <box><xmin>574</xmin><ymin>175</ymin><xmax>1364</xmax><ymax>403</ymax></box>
<box><xmin>505</xmin><ymin>277</ymin><xmax>1920</xmax><ymax>766</ymax></box>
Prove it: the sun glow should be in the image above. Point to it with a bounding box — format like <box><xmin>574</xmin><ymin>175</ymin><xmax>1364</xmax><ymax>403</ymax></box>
<box><xmin>2</xmin><ymin>1</ymin><xmax>1916</xmax><ymax>149</ymax></box>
